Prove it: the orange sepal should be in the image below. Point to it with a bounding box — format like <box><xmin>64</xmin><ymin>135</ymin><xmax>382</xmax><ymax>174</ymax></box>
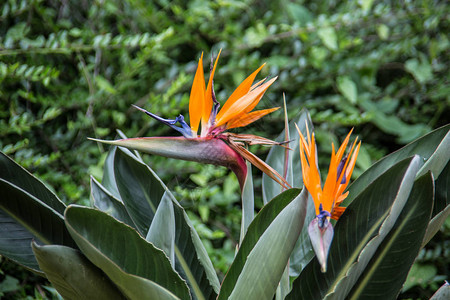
<box><xmin>226</xmin><ymin>107</ymin><xmax>279</xmax><ymax>129</ymax></box>
<box><xmin>189</xmin><ymin>53</ymin><xmax>206</xmax><ymax>134</ymax></box>
<box><xmin>202</xmin><ymin>50</ymin><xmax>221</xmax><ymax>132</ymax></box>
<box><xmin>216</xmin><ymin>63</ymin><xmax>266</xmax><ymax>122</ymax></box>
<box><xmin>215</xmin><ymin>77</ymin><xmax>277</xmax><ymax>128</ymax></box>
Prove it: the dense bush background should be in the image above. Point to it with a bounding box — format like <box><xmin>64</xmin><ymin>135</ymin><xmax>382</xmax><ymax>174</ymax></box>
<box><xmin>1</xmin><ymin>0</ymin><xmax>448</xmax><ymax>298</ymax></box>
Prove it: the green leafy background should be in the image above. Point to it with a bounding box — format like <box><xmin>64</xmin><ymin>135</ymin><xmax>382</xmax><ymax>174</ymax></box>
<box><xmin>1</xmin><ymin>0</ymin><xmax>448</xmax><ymax>298</ymax></box>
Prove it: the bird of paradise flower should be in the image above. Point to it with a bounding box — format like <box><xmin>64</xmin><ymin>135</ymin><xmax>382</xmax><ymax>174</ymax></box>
<box><xmin>91</xmin><ymin>50</ymin><xmax>290</xmax><ymax>190</ymax></box>
<box><xmin>296</xmin><ymin>123</ymin><xmax>361</xmax><ymax>272</ymax></box>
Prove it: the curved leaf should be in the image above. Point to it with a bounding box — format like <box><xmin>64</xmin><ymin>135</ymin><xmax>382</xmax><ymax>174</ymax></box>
<box><xmin>102</xmin><ymin>147</ymin><xmax>122</xmax><ymax>200</ymax></box>
<box><xmin>262</xmin><ymin>109</ymin><xmax>315</xmax><ymax>276</ymax></box>
<box><xmin>0</xmin><ymin>151</ymin><xmax>66</xmax><ymax>214</ymax></box>
<box><xmin>64</xmin><ymin>205</ymin><xmax>190</xmax><ymax>300</ymax></box>
<box><xmin>422</xmin><ymin>160</ymin><xmax>450</xmax><ymax>246</ymax></box>
<box><xmin>147</xmin><ymin>192</ymin><xmax>176</xmax><ymax>266</ymax></box>
<box><xmin>218</xmin><ymin>188</ymin><xmax>304</xmax><ymax>300</ymax></box>
<box><xmin>32</xmin><ymin>243</ymin><xmax>125</xmax><ymax>299</ymax></box>
<box><xmin>344</xmin><ymin>124</ymin><xmax>449</xmax><ymax>206</ymax></box>
<box><xmin>346</xmin><ymin>172</ymin><xmax>434</xmax><ymax>299</ymax></box>
<box><xmin>287</xmin><ymin>156</ymin><xmax>422</xmax><ymax>300</ymax></box>
<box><xmin>240</xmin><ymin>161</ymin><xmax>254</xmax><ymax>243</ymax></box>
<box><xmin>113</xmin><ymin>148</ymin><xmax>220</xmax><ymax>300</ymax></box>
<box><xmin>90</xmin><ymin>176</ymin><xmax>134</xmax><ymax>227</ymax></box>
<box><xmin>114</xmin><ymin>148</ymin><xmax>165</xmax><ymax>235</ymax></box>
<box><xmin>0</xmin><ymin>179</ymin><xmax>77</xmax><ymax>273</ymax></box>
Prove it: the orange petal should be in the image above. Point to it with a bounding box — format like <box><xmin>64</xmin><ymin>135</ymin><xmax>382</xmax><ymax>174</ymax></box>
<box><xmin>226</xmin><ymin>107</ymin><xmax>279</xmax><ymax>129</ymax></box>
<box><xmin>331</xmin><ymin>206</ymin><xmax>346</xmax><ymax>220</ymax></box>
<box><xmin>215</xmin><ymin>77</ymin><xmax>277</xmax><ymax>128</ymax></box>
<box><xmin>216</xmin><ymin>63</ymin><xmax>265</xmax><ymax>122</ymax></box>
<box><xmin>189</xmin><ymin>53</ymin><xmax>205</xmax><ymax>134</ymax></box>
<box><xmin>296</xmin><ymin>125</ymin><xmax>323</xmax><ymax>215</ymax></box>
<box><xmin>203</xmin><ymin>50</ymin><xmax>221</xmax><ymax>130</ymax></box>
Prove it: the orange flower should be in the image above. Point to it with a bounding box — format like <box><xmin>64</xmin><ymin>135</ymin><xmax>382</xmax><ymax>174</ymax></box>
<box><xmin>189</xmin><ymin>50</ymin><xmax>279</xmax><ymax>138</ymax></box>
<box><xmin>297</xmin><ymin>124</ymin><xmax>360</xmax><ymax>272</ymax></box>
<box><xmin>95</xmin><ymin>51</ymin><xmax>289</xmax><ymax>190</ymax></box>
<box><xmin>298</xmin><ymin>126</ymin><xmax>361</xmax><ymax>221</ymax></box>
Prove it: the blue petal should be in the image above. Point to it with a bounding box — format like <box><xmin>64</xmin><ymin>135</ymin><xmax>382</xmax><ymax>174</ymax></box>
<box><xmin>132</xmin><ymin>105</ymin><xmax>194</xmax><ymax>138</ymax></box>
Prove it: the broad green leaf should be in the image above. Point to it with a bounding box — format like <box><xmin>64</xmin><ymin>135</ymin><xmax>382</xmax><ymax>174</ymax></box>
<box><xmin>0</xmin><ymin>151</ymin><xmax>66</xmax><ymax>214</ymax></box>
<box><xmin>262</xmin><ymin>109</ymin><xmax>315</xmax><ymax>276</ymax></box>
<box><xmin>346</xmin><ymin>172</ymin><xmax>434</xmax><ymax>299</ymax></box>
<box><xmin>276</xmin><ymin>97</ymin><xmax>293</xmax><ymax>300</ymax></box>
<box><xmin>113</xmin><ymin>148</ymin><xmax>220</xmax><ymax>299</ymax></box>
<box><xmin>101</xmin><ymin>132</ymin><xmax>142</xmax><ymax>200</ymax></box>
<box><xmin>90</xmin><ymin>176</ymin><xmax>134</xmax><ymax>227</ymax></box>
<box><xmin>217</xmin><ymin>188</ymin><xmax>303</xmax><ymax>300</ymax></box>
<box><xmin>226</xmin><ymin>189</ymin><xmax>308</xmax><ymax>300</ymax></box>
<box><xmin>344</xmin><ymin>124</ymin><xmax>449</xmax><ymax>206</ymax></box>
<box><xmin>32</xmin><ymin>243</ymin><xmax>125</xmax><ymax>299</ymax></box>
<box><xmin>422</xmin><ymin>160</ymin><xmax>450</xmax><ymax>246</ymax></box>
<box><xmin>287</xmin><ymin>156</ymin><xmax>422</xmax><ymax>299</ymax></box>
<box><xmin>240</xmin><ymin>161</ymin><xmax>254</xmax><ymax>243</ymax></box>
<box><xmin>417</xmin><ymin>127</ymin><xmax>450</xmax><ymax>180</ymax></box>
<box><xmin>64</xmin><ymin>205</ymin><xmax>190</xmax><ymax>300</ymax></box>
<box><xmin>102</xmin><ymin>147</ymin><xmax>122</xmax><ymax>200</ymax></box>
<box><xmin>146</xmin><ymin>192</ymin><xmax>176</xmax><ymax>266</ymax></box>
<box><xmin>0</xmin><ymin>179</ymin><xmax>77</xmax><ymax>274</ymax></box>
<box><xmin>114</xmin><ymin>148</ymin><xmax>165</xmax><ymax>235</ymax></box>
<box><xmin>337</xmin><ymin>76</ymin><xmax>357</xmax><ymax>104</ymax></box>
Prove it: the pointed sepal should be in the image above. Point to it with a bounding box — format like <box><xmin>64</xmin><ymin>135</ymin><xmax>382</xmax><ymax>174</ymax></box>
<box><xmin>308</xmin><ymin>217</ymin><xmax>334</xmax><ymax>272</ymax></box>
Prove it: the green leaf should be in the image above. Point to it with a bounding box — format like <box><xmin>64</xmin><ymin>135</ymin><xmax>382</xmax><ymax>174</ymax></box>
<box><xmin>0</xmin><ymin>275</ymin><xmax>20</xmax><ymax>294</ymax></box>
<box><xmin>90</xmin><ymin>176</ymin><xmax>135</xmax><ymax>227</ymax></box>
<box><xmin>422</xmin><ymin>160</ymin><xmax>450</xmax><ymax>246</ymax></box>
<box><xmin>287</xmin><ymin>156</ymin><xmax>422</xmax><ymax>299</ymax></box>
<box><xmin>113</xmin><ymin>148</ymin><xmax>220</xmax><ymax>299</ymax></box>
<box><xmin>240</xmin><ymin>161</ymin><xmax>254</xmax><ymax>243</ymax></box>
<box><xmin>403</xmin><ymin>263</ymin><xmax>437</xmax><ymax>291</ymax></box>
<box><xmin>318</xmin><ymin>27</ymin><xmax>338</xmax><ymax>51</ymax></box>
<box><xmin>64</xmin><ymin>205</ymin><xmax>190</xmax><ymax>300</ymax></box>
<box><xmin>346</xmin><ymin>172</ymin><xmax>434</xmax><ymax>299</ymax></box>
<box><xmin>0</xmin><ymin>151</ymin><xmax>66</xmax><ymax>214</ymax></box>
<box><xmin>95</xmin><ymin>75</ymin><xmax>117</xmax><ymax>94</ymax></box>
<box><xmin>146</xmin><ymin>192</ymin><xmax>176</xmax><ymax>266</ymax></box>
<box><xmin>0</xmin><ymin>179</ymin><xmax>77</xmax><ymax>274</ymax></box>
<box><xmin>113</xmin><ymin>148</ymin><xmax>165</xmax><ymax>235</ymax></box>
<box><xmin>405</xmin><ymin>57</ymin><xmax>433</xmax><ymax>84</ymax></box>
<box><xmin>337</xmin><ymin>76</ymin><xmax>357</xmax><ymax>104</ymax></box>
<box><xmin>417</xmin><ymin>126</ymin><xmax>450</xmax><ymax>180</ymax></box>
<box><xmin>32</xmin><ymin>243</ymin><xmax>125</xmax><ymax>299</ymax></box>
<box><xmin>262</xmin><ymin>109</ymin><xmax>315</xmax><ymax>276</ymax></box>
<box><xmin>344</xmin><ymin>124</ymin><xmax>449</xmax><ymax>207</ymax></box>
<box><xmin>218</xmin><ymin>188</ymin><xmax>305</xmax><ymax>300</ymax></box>
<box><xmin>377</xmin><ymin>24</ymin><xmax>389</xmax><ymax>40</ymax></box>
<box><xmin>102</xmin><ymin>147</ymin><xmax>122</xmax><ymax>200</ymax></box>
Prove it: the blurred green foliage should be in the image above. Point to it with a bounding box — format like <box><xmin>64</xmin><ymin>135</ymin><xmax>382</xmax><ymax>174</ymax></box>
<box><xmin>1</xmin><ymin>0</ymin><xmax>448</xmax><ymax>298</ymax></box>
